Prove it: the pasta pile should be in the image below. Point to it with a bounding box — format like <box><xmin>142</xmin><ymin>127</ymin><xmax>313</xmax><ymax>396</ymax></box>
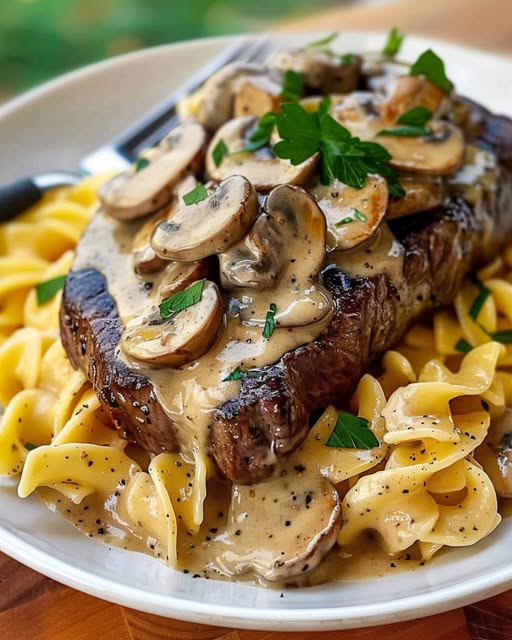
<box><xmin>1</xmin><ymin>180</ymin><xmax>511</xmax><ymax>570</ymax></box>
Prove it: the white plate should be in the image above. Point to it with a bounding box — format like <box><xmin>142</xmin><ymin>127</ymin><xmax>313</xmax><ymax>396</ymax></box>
<box><xmin>1</xmin><ymin>33</ymin><xmax>512</xmax><ymax>631</ymax></box>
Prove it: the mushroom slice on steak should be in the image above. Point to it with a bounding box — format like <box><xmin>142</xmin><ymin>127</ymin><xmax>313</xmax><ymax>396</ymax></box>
<box><xmin>151</xmin><ymin>175</ymin><xmax>258</xmax><ymax>262</ymax></box>
<box><xmin>311</xmin><ymin>175</ymin><xmax>389</xmax><ymax>251</ymax></box>
<box><xmin>387</xmin><ymin>174</ymin><xmax>445</xmax><ymax>219</ymax></box>
<box><xmin>157</xmin><ymin>260</ymin><xmax>213</xmax><ymax>299</ymax></box>
<box><xmin>205</xmin><ymin>116</ymin><xmax>318</xmax><ymax>192</ymax></box>
<box><xmin>217</xmin><ymin>476</ymin><xmax>341</xmax><ymax>582</ymax></box>
<box><xmin>121</xmin><ymin>280</ymin><xmax>223</xmax><ymax>367</ymax></box>
<box><xmin>379</xmin><ymin>75</ymin><xmax>447</xmax><ymax>122</ymax></box>
<box><xmin>226</xmin><ymin>184</ymin><xmax>332</xmax><ymax>328</ymax></box>
<box><xmin>267</xmin><ymin>48</ymin><xmax>362</xmax><ymax>94</ymax></box>
<box><xmin>98</xmin><ymin>121</ymin><xmax>207</xmax><ymax>220</ymax></box>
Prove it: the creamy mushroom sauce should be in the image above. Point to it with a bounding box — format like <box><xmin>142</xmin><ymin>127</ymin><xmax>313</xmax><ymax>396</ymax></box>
<box><xmin>56</xmin><ymin>45</ymin><xmax>503</xmax><ymax>585</ymax></box>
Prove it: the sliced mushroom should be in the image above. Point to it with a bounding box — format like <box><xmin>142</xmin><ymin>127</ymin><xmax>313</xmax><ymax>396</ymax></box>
<box><xmin>157</xmin><ymin>260</ymin><xmax>213</xmax><ymax>299</ymax></box>
<box><xmin>216</xmin><ymin>476</ymin><xmax>341</xmax><ymax>582</ymax></box>
<box><xmin>206</xmin><ymin>116</ymin><xmax>318</xmax><ymax>191</ymax></box>
<box><xmin>233</xmin><ymin>75</ymin><xmax>283</xmax><ymax>118</ymax></box>
<box><xmin>387</xmin><ymin>174</ymin><xmax>445</xmax><ymax>219</ymax></box>
<box><xmin>219</xmin><ymin>211</ymin><xmax>285</xmax><ymax>290</ymax></box>
<box><xmin>223</xmin><ymin>184</ymin><xmax>332</xmax><ymax>328</ymax></box>
<box><xmin>268</xmin><ymin>49</ymin><xmax>362</xmax><ymax>94</ymax></box>
<box><xmin>475</xmin><ymin>408</ymin><xmax>512</xmax><ymax>498</ymax></box>
<box><xmin>332</xmin><ymin>96</ymin><xmax>465</xmax><ymax>175</ymax></box>
<box><xmin>379</xmin><ymin>75</ymin><xmax>447</xmax><ymax>122</ymax></box>
<box><xmin>99</xmin><ymin>121</ymin><xmax>207</xmax><ymax>220</ymax></box>
<box><xmin>177</xmin><ymin>63</ymin><xmax>269</xmax><ymax>131</ymax></box>
<box><xmin>151</xmin><ymin>175</ymin><xmax>258</xmax><ymax>262</ymax></box>
<box><xmin>132</xmin><ymin>175</ymin><xmax>198</xmax><ymax>274</ymax></box>
<box><xmin>121</xmin><ymin>280</ymin><xmax>223</xmax><ymax>367</ymax></box>
<box><xmin>311</xmin><ymin>175</ymin><xmax>389</xmax><ymax>251</ymax></box>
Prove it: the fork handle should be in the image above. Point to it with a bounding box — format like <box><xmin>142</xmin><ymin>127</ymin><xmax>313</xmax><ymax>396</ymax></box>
<box><xmin>0</xmin><ymin>178</ymin><xmax>43</xmax><ymax>222</ymax></box>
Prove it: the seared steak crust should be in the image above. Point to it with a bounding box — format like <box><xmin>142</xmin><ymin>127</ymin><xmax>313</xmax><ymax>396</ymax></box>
<box><xmin>60</xmin><ymin>268</ymin><xmax>177</xmax><ymax>453</ymax></box>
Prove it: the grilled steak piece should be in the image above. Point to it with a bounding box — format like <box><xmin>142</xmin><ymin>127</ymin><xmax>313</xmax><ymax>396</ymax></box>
<box><xmin>61</xmin><ymin>267</ymin><xmax>178</xmax><ymax>453</ymax></box>
<box><xmin>211</xmin><ymin>105</ymin><xmax>512</xmax><ymax>483</ymax></box>
<box><xmin>60</xmin><ymin>100</ymin><xmax>512</xmax><ymax>483</ymax></box>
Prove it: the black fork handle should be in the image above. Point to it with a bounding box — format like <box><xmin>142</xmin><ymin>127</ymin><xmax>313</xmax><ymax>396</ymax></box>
<box><xmin>0</xmin><ymin>178</ymin><xmax>43</xmax><ymax>222</ymax></box>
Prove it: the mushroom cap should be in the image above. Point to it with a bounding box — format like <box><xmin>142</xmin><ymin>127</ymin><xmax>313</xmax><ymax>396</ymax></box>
<box><xmin>205</xmin><ymin>116</ymin><xmax>318</xmax><ymax>192</ymax></box>
<box><xmin>98</xmin><ymin>121</ymin><xmax>207</xmax><ymax>220</ymax></box>
<box><xmin>151</xmin><ymin>175</ymin><xmax>258</xmax><ymax>263</ymax></box>
<box><xmin>311</xmin><ymin>175</ymin><xmax>389</xmax><ymax>251</ymax></box>
<box><xmin>233</xmin><ymin>75</ymin><xmax>283</xmax><ymax>119</ymax></box>
<box><xmin>121</xmin><ymin>280</ymin><xmax>223</xmax><ymax>367</ymax></box>
<box><xmin>387</xmin><ymin>174</ymin><xmax>445</xmax><ymax>219</ymax></box>
<box><xmin>228</xmin><ymin>184</ymin><xmax>332</xmax><ymax>328</ymax></box>
<box><xmin>157</xmin><ymin>260</ymin><xmax>213</xmax><ymax>299</ymax></box>
<box><xmin>218</xmin><ymin>476</ymin><xmax>341</xmax><ymax>582</ymax></box>
<box><xmin>380</xmin><ymin>75</ymin><xmax>447</xmax><ymax>122</ymax></box>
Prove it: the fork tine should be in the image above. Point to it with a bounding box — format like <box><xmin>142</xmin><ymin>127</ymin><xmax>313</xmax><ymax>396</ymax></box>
<box><xmin>116</xmin><ymin>36</ymin><xmax>276</xmax><ymax>159</ymax></box>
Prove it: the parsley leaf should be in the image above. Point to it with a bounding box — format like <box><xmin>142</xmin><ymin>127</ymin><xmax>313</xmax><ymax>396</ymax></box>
<box><xmin>335</xmin><ymin>216</ymin><xmax>354</xmax><ymax>227</ymax></box>
<box><xmin>36</xmin><ymin>275</ymin><xmax>66</xmax><ymax>305</ymax></box>
<box><xmin>272</xmin><ymin>101</ymin><xmax>405</xmax><ymax>197</ymax></box>
<box><xmin>222</xmin><ymin>368</ymin><xmax>243</xmax><ymax>382</ymax></box>
<box><xmin>306</xmin><ymin>32</ymin><xmax>339</xmax><ymax>49</ymax></box>
<box><xmin>398</xmin><ymin>106</ymin><xmax>433</xmax><ymax>127</ymax></box>
<box><xmin>281</xmin><ymin>69</ymin><xmax>304</xmax><ymax>101</ymax></box>
<box><xmin>353</xmin><ymin>208</ymin><xmax>367</xmax><ymax>221</ymax></box>
<box><xmin>325</xmin><ymin>411</ymin><xmax>379</xmax><ymax>449</ymax></box>
<box><xmin>24</xmin><ymin>442</ymin><xmax>39</xmax><ymax>451</ymax></box>
<box><xmin>135</xmin><ymin>157</ymin><xmax>150</xmax><ymax>172</ymax></box>
<box><xmin>241</xmin><ymin>112</ymin><xmax>276</xmax><ymax>152</ymax></box>
<box><xmin>377</xmin><ymin>125</ymin><xmax>431</xmax><ymax>137</ymax></box>
<box><xmin>182</xmin><ymin>183</ymin><xmax>208</xmax><ymax>206</ymax></box>
<box><xmin>159</xmin><ymin>280</ymin><xmax>205</xmax><ymax>319</ymax></box>
<box><xmin>340</xmin><ymin>53</ymin><xmax>355</xmax><ymax>65</ymax></box>
<box><xmin>487</xmin><ymin>330</ymin><xmax>512</xmax><ymax>344</ymax></box>
<box><xmin>262</xmin><ymin>303</ymin><xmax>277</xmax><ymax>340</ymax></box>
<box><xmin>410</xmin><ymin>49</ymin><xmax>454</xmax><ymax>94</ymax></box>
<box><xmin>382</xmin><ymin>27</ymin><xmax>405</xmax><ymax>57</ymax></box>
<box><xmin>212</xmin><ymin>139</ymin><xmax>229</xmax><ymax>167</ymax></box>
<box><xmin>454</xmin><ymin>338</ymin><xmax>473</xmax><ymax>354</ymax></box>
<box><xmin>469</xmin><ymin>283</ymin><xmax>491</xmax><ymax>321</ymax></box>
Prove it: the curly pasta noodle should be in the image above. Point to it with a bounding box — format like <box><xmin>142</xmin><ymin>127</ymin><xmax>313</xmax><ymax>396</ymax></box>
<box><xmin>0</xmin><ymin>176</ymin><xmax>511</xmax><ymax>570</ymax></box>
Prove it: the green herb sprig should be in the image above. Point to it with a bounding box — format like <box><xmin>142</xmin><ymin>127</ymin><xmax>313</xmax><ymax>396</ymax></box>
<box><xmin>262</xmin><ymin>303</ymin><xmax>277</xmax><ymax>340</ymax></box>
<box><xmin>454</xmin><ymin>338</ymin><xmax>473</xmax><ymax>354</ymax></box>
<box><xmin>281</xmin><ymin>69</ymin><xmax>304</xmax><ymax>101</ymax></box>
<box><xmin>378</xmin><ymin>106</ymin><xmax>433</xmax><ymax>137</ymax></box>
<box><xmin>382</xmin><ymin>27</ymin><xmax>405</xmax><ymax>57</ymax></box>
<box><xmin>325</xmin><ymin>411</ymin><xmax>379</xmax><ymax>449</ymax></box>
<box><xmin>272</xmin><ymin>100</ymin><xmax>405</xmax><ymax>197</ymax></box>
<box><xmin>183</xmin><ymin>183</ymin><xmax>208</xmax><ymax>206</ymax></box>
<box><xmin>410</xmin><ymin>49</ymin><xmax>453</xmax><ymax>94</ymax></box>
<box><xmin>135</xmin><ymin>157</ymin><xmax>150</xmax><ymax>172</ymax></box>
<box><xmin>159</xmin><ymin>280</ymin><xmax>205</xmax><ymax>319</ymax></box>
<box><xmin>36</xmin><ymin>275</ymin><xmax>67</xmax><ymax>305</ymax></box>
<box><xmin>212</xmin><ymin>139</ymin><xmax>229</xmax><ymax>167</ymax></box>
<box><xmin>222</xmin><ymin>367</ymin><xmax>263</xmax><ymax>382</ymax></box>
<box><xmin>306</xmin><ymin>32</ymin><xmax>339</xmax><ymax>49</ymax></box>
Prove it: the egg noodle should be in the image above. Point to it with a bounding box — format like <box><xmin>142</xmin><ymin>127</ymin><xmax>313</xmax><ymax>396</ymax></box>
<box><xmin>1</xmin><ymin>179</ymin><xmax>511</xmax><ymax>576</ymax></box>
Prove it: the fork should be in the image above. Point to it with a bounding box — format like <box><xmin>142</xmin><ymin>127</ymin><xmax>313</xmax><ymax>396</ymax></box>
<box><xmin>0</xmin><ymin>35</ymin><xmax>275</xmax><ymax>222</ymax></box>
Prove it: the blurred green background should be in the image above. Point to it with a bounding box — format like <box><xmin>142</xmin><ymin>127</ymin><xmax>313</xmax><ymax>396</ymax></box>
<box><xmin>0</xmin><ymin>0</ymin><xmax>345</xmax><ymax>101</ymax></box>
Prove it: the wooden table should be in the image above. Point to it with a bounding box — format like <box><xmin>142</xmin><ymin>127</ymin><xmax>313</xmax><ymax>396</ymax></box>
<box><xmin>2</xmin><ymin>0</ymin><xmax>512</xmax><ymax>638</ymax></box>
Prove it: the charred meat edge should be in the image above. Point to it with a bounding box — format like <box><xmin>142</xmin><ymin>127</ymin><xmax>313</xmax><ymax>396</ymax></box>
<box><xmin>59</xmin><ymin>100</ymin><xmax>512</xmax><ymax>481</ymax></box>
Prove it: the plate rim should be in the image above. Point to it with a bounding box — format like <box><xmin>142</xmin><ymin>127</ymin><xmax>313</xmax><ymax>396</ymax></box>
<box><xmin>2</xmin><ymin>31</ymin><xmax>512</xmax><ymax>631</ymax></box>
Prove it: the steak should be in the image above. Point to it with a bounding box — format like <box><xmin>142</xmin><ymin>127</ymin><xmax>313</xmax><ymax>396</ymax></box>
<box><xmin>60</xmin><ymin>99</ymin><xmax>512</xmax><ymax>483</ymax></box>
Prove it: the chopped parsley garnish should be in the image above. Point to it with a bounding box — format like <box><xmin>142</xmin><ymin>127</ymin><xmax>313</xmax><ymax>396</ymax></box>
<box><xmin>486</xmin><ymin>330</ymin><xmax>512</xmax><ymax>344</ymax></box>
<box><xmin>135</xmin><ymin>157</ymin><xmax>150</xmax><ymax>172</ymax></box>
<box><xmin>353</xmin><ymin>208</ymin><xmax>368</xmax><ymax>222</ymax></box>
<box><xmin>335</xmin><ymin>216</ymin><xmax>354</xmax><ymax>227</ymax></box>
<box><xmin>272</xmin><ymin>100</ymin><xmax>405</xmax><ymax>197</ymax></box>
<box><xmin>410</xmin><ymin>49</ymin><xmax>454</xmax><ymax>94</ymax></box>
<box><xmin>325</xmin><ymin>411</ymin><xmax>379</xmax><ymax>449</ymax></box>
<box><xmin>241</xmin><ymin>112</ymin><xmax>276</xmax><ymax>152</ymax></box>
<box><xmin>382</xmin><ymin>27</ymin><xmax>405</xmax><ymax>57</ymax></box>
<box><xmin>24</xmin><ymin>442</ymin><xmax>38</xmax><ymax>451</ymax></box>
<box><xmin>469</xmin><ymin>283</ymin><xmax>491</xmax><ymax>321</ymax></box>
<box><xmin>378</xmin><ymin>106</ymin><xmax>433</xmax><ymax>137</ymax></box>
<box><xmin>159</xmin><ymin>280</ymin><xmax>205</xmax><ymax>319</ymax></box>
<box><xmin>340</xmin><ymin>53</ymin><xmax>355</xmax><ymax>65</ymax></box>
<box><xmin>306</xmin><ymin>32</ymin><xmax>339</xmax><ymax>49</ymax></box>
<box><xmin>182</xmin><ymin>183</ymin><xmax>208</xmax><ymax>206</ymax></box>
<box><xmin>262</xmin><ymin>303</ymin><xmax>277</xmax><ymax>340</ymax></box>
<box><xmin>281</xmin><ymin>69</ymin><xmax>304</xmax><ymax>101</ymax></box>
<box><xmin>454</xmin><ymin>338</ymin><xmax>473</xmax><ymax>354</ymax></box>
<box><xmin>35</xmin><ymin>275</ymin><xmax>67</xmax><ymax>305</ymax></box>
<box><xmin>222</xmin><ymin>367</ymin><xmax>262</xmax><ymax>382</ymax></box>
<box><xmin>212</xmin><ymin>138</ymin><xmax>229</xmax><ymax>167</ymax></box>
